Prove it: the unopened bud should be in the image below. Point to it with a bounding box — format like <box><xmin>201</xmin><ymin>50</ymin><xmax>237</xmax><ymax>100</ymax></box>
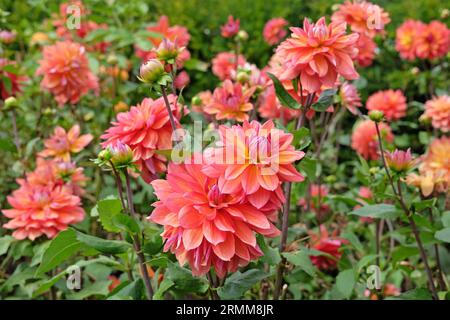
<box><xmin>410</xmin><ymin>67</ymin><xmax>420</xmax><ymax>75</ymax></box>
<box><xmin>236</xmin><ymin>71</ymin><xmax>250</xmax><ymax>84</ymax></box>
<box><xmin>368</xmin><ymin>110</ymin><xmax>384</xmax><ymax>122</ymax></box>
<box><xmin>369</xmin><ymin>167</ymin><xmax>380</xmax><ymax>175</ymax></box>
<box><xmin>236</xmin><ymin>30</ymin><xmax>248</xmax><ymax>41</ymax></box>
<box><xmin>107</xmin><ymin>54</ymin><xmax>118</xmax><ymax>65</ymax></box>
<box><xmin>114</xmin><ymin>101</ymin><xmax>129</xmax><ymax>113</ymax></box>
<box><xmin>98</xmin><ymin>149</ymin><xmax>112</xmax><ymax>162</ymax></box>
<box><xmin>4</xmin><ymin>96</ymin><xmax>18</xmax><ymax>111</ymax></box>
<box><xmin>109</xmin><ymin>142</ymin><xmax>134</xmax><ymax>167</ymax></box>
<box><xmin>441</xmin><ymin>8</ymin><xmax>449</xmax><ymax>19</ymax></box>
<box><xmin>191</xmin><ymin>95</ymin><xmax>202</xmax><ymax>106</ymax></box>
<box><xmin>138</xmin><ymin>59</ymin><xmax>165</xmax><ymax>84</ymax></box>
<box><xmin>419</xmin><ymin>114</ymin><xmax>431</xmax><ymax>126</ymax></box>
<box><xmin>156</xmin><ymin>39</ymin><xmax>181</xmax><ymax>63</ymax></box>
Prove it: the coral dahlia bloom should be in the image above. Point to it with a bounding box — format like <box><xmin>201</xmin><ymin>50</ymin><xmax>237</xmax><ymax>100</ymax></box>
<box><xmin>309</xmin><ymin>225</ymin><xmax>345</xmax><ymax>270</ymax></box>
<box><xmin>204</xmin><ymin>80</ymin><xmax>254</xmax><ymax>122</ymax></box>
<box><xmin>221</xmin><ymin>15</ymin><xmax>240</xmax><ymax>38</ymax></box>
<box><xmin>101</xmin><ymin>95</ymin><xmax>182</xmax><ymax>183</ymax></box>
<box><xmin>331</xmin><ymin>0</ymin><xmax>390</xmax><ymax>37</ymax></box>
<box><xmin>275</xmin><ymin>17</ymin><xmax>359</xmax><ymax>93</ymax></box>
<box><xmin>351</xmin><ymin>120</ymin><xmax>394</xmax><ymax>160</ymax></box>
<box><xmin>415</xmin><ymin>21</ymin><xmax>450</xmax><ymax>60</ymax></box>
<box><xmin>355</xmin><ymin>33</ymin><xmax>377</xmax><ymax>67</ymax></box>
<box><xmin>339</xmin><ymin>82</ymin><xmax>362</xmax><ymax>115</ymax></box>
<box><xmin>0</xmin><ymin>59</ymin><xmax>27</xmax><ymax>99</ymax></box>
<box><xmin>263</xmin><ymin>18</ymin><xmax>288</xmax><ymax>45</ymax></box>
<box><xmin>36</xmin><ymin>41</ymin><xmax>99</xmax><ymax>105</ymax></box>
<box><xmin>385</xmin><ymin>148</ymin><xmax>417</xmax><ymax>173</ymax></box>
<box><xmin>135</xmin><ymin>16</ymin><xmax>190</xmax><ymax>61</ymax></box>
<box><xmin>212</xmin><ymin>52</ymin><xmax>246</xmax><ymax>80</ymax></box>
<box><xmin>421</xmin><ymin>137</ymin><xmax>450</xmax><ymax>186</ymax></box>
<box><xmin>149</xmin><ymin>160</ymin><xmax>279</xmax><ymax>278</ymax></box>
<box><xmin>40</xmin><ymin>125</ymin><xmax>93</xmax><ymax>161</ymax></box>
<box><xmin>203</xmin><ymin>120</ymin><xmax>304</xmax><ymax>211</ymax></box>
<box><xmin>366</xmin><ymin>89</ymin><xmax>407</xmax><ymax>121</ymax></box>
<box><xmin>258</xmin><ymin>85</ymin><xmax>300</xmax><ymax>123</ymax></box>
<box><xmin>2</xmin><ymin>180</ymin><xmax>85</xmax><ymax>240</ymax></box>
<box><xmin>395</xmin><ymin>20</ymin><xmax>427</xmax><ymax>60</ymax></box>
<box><xmin>424</xmin><ymin>95</ymin><xmax>450</xmax><ymax>132</ymax></box>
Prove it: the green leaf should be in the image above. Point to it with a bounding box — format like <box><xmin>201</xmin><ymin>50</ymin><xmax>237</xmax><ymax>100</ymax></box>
<box><xmin>292</xmin><ymin>127</ymin><xmax>311</xmax><ymax>150</ymax></box>
<box><xmin>256</xmin><ymin>235</ymin><xmax>281</xmax><ymax>265</ymax></box>
<box><xmin>153</xmin><ymin>278</ymin><xmax>175</xmax><ymax>300</ymax></box>
<box><xmin>387</xmin><ymin>288</ymin><xmax>432</xmax><ymax>300</ymax></box>
<box><xmin>435</xmin><ymin>228</ymin><xmax>450</xmax><ymax>243</ymax></box>
<box><xmin>311</xmin><ymin>89</ymin><xmax>336</xmax><ymax>112</ymax></box>
<box><xmin>36</xmin><ymin>229</ymin><xmax>83</xmax><ymax>275</ymax></box>
<box><xmin>0</xmin><ymin>137</ymin><xmax>16</xmax><ymax>152</ymax></box>
<box><xmin>341</xmin><ymin>232</ymin><xmax>363</xmax><ymax>253</ymax></box>
<box><xmin>442</xmin><ymin>211</ymin><xmax>450</xmax><ymax>228</ymax></box>
<box><xmin>166</xmin><ymin>263</ymin><xmax>208</xmax><ymax>294</ymax></box>
<box><xmin>0</xmin><ymin>235</ymin><xmax>15</xmax><ymax>256</ymax></box>
<box><xmin>183</xmin><ymin>58</ymin><xmax>208</xmax><ymax>72</ymax></box>
<box><xmin>282</xmin><ymin>251</ymin><xmax>315</xmax><ymax>277</ymax></box>
<box><xmin>349</xmin><ymin>204</ymin><xmax>400</xmax><ymax>219</ymax></box>
<box><xmin>356</xmin><ymin>254</ymin><xmax>378</xmax><ymax>273</ymax></box>
<box><xmin>392</xmin><ymin>246</ymin><xmax>419</xmax><ymax>264</ymax></box>
<box><xmin>266</xmin><ymin>72</ymin><xmax>301</xmax><ymax>109</ymax></box>
<box><xmin>298</xmin><ymin>156</ymin><xmax>316</xmax><ymax>181</ymax></box>
<box><xmin>75</xmin><ymin>230</ymin><xmax>131</xmax><ymax>254</ymax></box>
<box><xmin>412</xmin><ymin>198</ymin><xmax>436</xmax><ymax>212</ymax></box>
<box><xmin>335</xmin><ymin>269</ymin><xmax>355</xmax><ymax>299</ymax></box>
<box><xmin>67</xmin><ymin>280</ymin><xmax>111</xmax><ymax>300</ymax></box>
<box><xmin>217</xmin><ymin>269</ymin><xmax>269</xmax><ymax>300</ymax></box>
<box><xmin>108</xmin><ymin>279</ymin><xmax>144</xmax><ymax>300</ymax></box>
<box><xmin>112</xmin><ymin>214</ymin><xmax>140</xmax><ymax>234</ymax></box>
<box><xmin>96</xmin><ymin>197</ymin><xmax>123</xmax><ymax>232</ymax></box>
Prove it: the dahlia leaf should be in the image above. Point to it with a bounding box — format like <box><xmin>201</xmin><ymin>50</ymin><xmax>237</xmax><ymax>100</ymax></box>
<box><xmin>153</xmin><ymin>278</ymin><xmax>175</xmax><ymax>300</ymax></box>
<box><xmin>435</xmin><ymin>228</ymin><xmax>450</xmax><ymax>243</ymax></box>
<box><xmin>386</xmin><ymin>288</ymin><xmax>432</xmax><ymax>300</ymax></box>
<box><xmin>0</xmin><ymin>235</ymin><xmax>15</xmax><ymax>256</ymax></box>
<box><xmin>75</xmin><ymin>231</ymin><xmax>132</xmax><ymax>255</ymax></box>
<box><xmin>266</xmin><ymin>72</ymin><xmax>301</xmax><ymax>110</ymax></box>
<box><xmin>256</xmin><ymin>234</ymin><xmax>281</xmax><ymax>265</ymax></box>
<box><xmin>311</xmin><ymin>88</ymin><xmax>336</xmax><ymax>112</ymax></box>
<box><xmin>217</xmin><ymin>269</ymin><xmax>269</xmax><ymax>300</ymax></box>
<box><xmin>349</xmin><ymin>204</ymin><xmax>400</xmax><ymax>219</ymax></box>
<box><xmin>166</xmin><ymin>262</ymin><xmax>209</xmax><ymax>294</ymax></box>
<box><xmin>36</xmin><ymin>229</ymin><xmax>83</xmax><ymax>275</ymax></box>
<box><xmin>107</xmin><ymin>279</ymin><xmax>144</xmax><ymax>300</ymax></box>
<box><xmin>95</xmin><ymin>197</ymin><xmax>123</xmax><ymax>233</ymax></box>
<box><xmin>292</xmin><ymin>127</ymin><xmax>311</xmax><ymax>150</ymax></box>
<box><xmin>282</xmin><ymin>251</ymin><xmax>316</xmax><ymax>277</ymax></box>
<box><xmin>335</xmin><ymin>269</ymin><xmax>355</xmax><ymax>299</ymax></box>
<box><xmin>112</xmin><ymin>214</ymin><xmax>140</xmax><ymax>234</ymax></box>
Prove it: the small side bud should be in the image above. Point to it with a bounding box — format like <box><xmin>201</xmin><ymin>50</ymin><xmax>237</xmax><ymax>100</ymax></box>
<box><xmin>191</xmin><ymin>95</ymin><xmax>202</xmax><ymax>106</ymax></box>
<box><xmin>4</xmin><ymin>96</ymin><xmax>18</xmax><ymax>111</ymax></box>
<box><xmin>368</xmin><ymin>110</ymin><xmax>384</xmax><ymax>123</ymax></box>
<box><xmin>236</xmin><ymin>30</ymin><xmax>249</xmax><ymax>41</ymax></box>
<box><xmin>138</xmin><ymin>59</ymin><xmax>165</xmax><ymax>84</ymax></box>
<box><xmin>109</xmin><ymin>142</ymin><xmax>134</xmax><ymax>168</ymax></box>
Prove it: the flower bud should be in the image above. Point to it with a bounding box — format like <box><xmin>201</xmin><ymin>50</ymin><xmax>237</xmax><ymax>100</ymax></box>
<box><xmin>369</xmin><ymin>167</ymin><xmax>380</xmax><ymax>175</ymax></box>
<box><xmin>109</xmin><ymin>142</ymin><xmax>134</xmax><ymax>167</ymax></box>
<box><xmin>385</xmin><ymin>148</ymin><xmax>416</xmax><ymax>173</ymax></box>
<box><xmin>98</xmin><ymin>149</ymin><xmax>112</xmax><ymax>162</ymax></box>
<box><xmin>325</xmin><ymin>175</ymin><xmax>337</xmax><ymax>183</ymax></box>
<box><xmin>191</xmin><ymin>95</ymin><xmax>202</xmax><ymax>106</ymax></box>
<box><xmin>410</xmin><ymin>67</ymin><xmax>420</xmax><ymax>75</ymax></box>
<box><xmin>236</xmin><ymin>70</ymin><xmax>250</xmax><ymax>84</ymax></box>
<box><xmin>419</xmin><ymin>114</ymin><xmax>431</xmax><ymax>126</ymax></box>
<box><xmin>114</xmin><ymin>101</ymin><xmax>129</xmax><ymax>113</ymax></box>
<box><xmin>368</xmin><ymin>110</ymin><xmax>384</xmax><ymax>122</ymax></box>
<box><xmin>156</xmin><ymin>39</ymin><xmax>181</xmax><ymax>63</ymax></box>
<box><xmin>0</xmin><ymin>30</ymin><xmax>16</xmax><ymax>44</ymax></box>
<box><xmin>107</xmin><ymin>54</ymin><xmax>118</xmax><ymax>65</ymax></box>
<box><xmin>138</xmin><ymin>59</ymin><xmax>165</xmax><ymax>84</ymax></box>
<box><xmin>4</xmin><ymin>96</ymin><xmax>18</xmax><ymax>111</ymax></box>
<box><xmin>441</xmin><ymin>8</ymin><xmax>449</xmax><ymax>19</ymax></box>
<box><xmin>236</xmin><ymin>30</ymin><xmax>248</xmax><ymax>41</ymax></box>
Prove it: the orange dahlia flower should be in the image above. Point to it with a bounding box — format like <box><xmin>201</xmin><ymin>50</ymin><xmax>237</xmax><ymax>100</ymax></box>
<box><xmin>212</xmin><ymin>52</ymin><xmax>246</xmax><ymax>81</ymax></box>
<box><xmin>203</xmin><ymin>120</ymin><xmax>304</xmax><ymax>211</ymax></box>
<box><xmin>424</xmin><ymin>95</ymin><xmax>450</xmax><ymax>132</ymax></box>
<box><xmin>331</xmin><ymin>0</ymin><xmax>390</xmax><ymax>37</ymax></box>
<box><xmin>2</xmin><ymin>180</ymin><xmax>85</xmax><ymax>240</ymax></box>
<box><xmin>351</xmin><ymin>120</ymin><xmax>394</xmax><ymax>160</ymax></box>
<box><xmin>415</xmin><ymin>21</ymin><xmax>450</xmax><ymax>60</ymax></box>
<box><xmin>339</xmin><ymin>81</ymin><xmax>362</xmax><ymax>115</ymax></box>
<box><xmin>39</xmin><ymin>125</ymin><xmax>93</xmax><ymax>161</ymax></box>
<box><xmin>421</xmin><ymin>137</ymin><xmax>450</xmax><ymax>184</ymax></box>
<box><xmin>149</xmin><ymin>160</ymin><xmax>279</xmax><ymax>278</ymax></box>
<box><xmin>263</xmin><ymin>18</ymin><xmax>288</xmax><ymax>46</ymax></box>
<box><xmin>36</xmin><ymin>41</ymin><xmax>99</xmax><ymax>105</ymax></box>
<box><xmin>275</xmin><ymin>17</ymin><xmax>359</xmax><ymax>93</ymax></box>
<box><xmin>204</xmin><ymin>80</ymin><xmax>254</xmax><ymax>122</ymax></box>
<box><xmin>366</xmin><ymin>89</ymin><xmax>407</xmax><ymax>121</ymax></box>
<box><xmin>355</xmin><ymin>33</ymin><xmax>377</xmax><ymax>67</ymax></box>
<box><xmin>101</xmin><ymin>95</ymin><xmax>182</xmax><ymax>183</ymax></box>
<box><xmin>395</xmin><ymin>20</ymin><xmax>427</xmax><ymax>60</ymax></box>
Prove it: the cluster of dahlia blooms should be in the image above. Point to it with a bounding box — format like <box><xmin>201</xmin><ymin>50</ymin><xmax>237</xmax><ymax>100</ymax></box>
<box><xmin>36</xmin><ymin>41</ymin><xmax>99</xmax><ymax>106</ymax></box>
<box><xmin>423</xmin><ymin>95</ymin><xmax>450</xmax><ymax>132</ymax></box>
<box><xmin>149</xmin><ymin>120</ymin><xmax>305</xmax><ymax>277</ymax></box>
<box><xmin>396</xmin><ymin>19</ymin><xmax>450</xmax><ymax>61</ymax></box>
<box><xmin>2</xmin><ymin>125</ymin><xmax>90</xmax><ymax>240</ymax></box>
<box><xmin>101</xmin><ymin>95</ymin><xmax>184</xmax><ymax>183</ymax></box>
<box><xmin>332</xmin><ymin>0</ymin><xmax>390</xmax><ymax>67</ymax></box>
<box><xmin>52</xmin><ymin>1</ymin><xmax>110</xmax><ymax>53</ymax></box>
<box><xmin>351</xmin><ymin>120</ymin><xmax>394</xmax><ymax>160</ymax></box>
<box><xmin>365</xmin><ymin>89</ymin><xmax>408</xmax><ymax>121</ymax></box>
<box><xmin>0</xmin><ymin>59</ymin><xmax>28</xmax><ymax>100</ymax></box>
<box><xmin>406</xmin><ymin>136</ymin><xmax>450</xmax><ymax>196</ymax></box>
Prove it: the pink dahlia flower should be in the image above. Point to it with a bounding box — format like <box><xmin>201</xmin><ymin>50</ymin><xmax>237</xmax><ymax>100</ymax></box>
<box><xmin>149</xmin><ymin>160</ymin><xmax>279</xmax><ymax>278</ymax></box>
<box><xmin>36</xmin><ymin>41</ymin><xmax>99</xmax><ymax>105</ymax></box>
<box><xmin>212</xmin><ymin>52</ymin><xmax>246</xmax><ymax>81</ymax></box>
<box><xmin>351</xmin><ymin>120</ymin><xmax>394</xmax><ymax>160</ymax></box>
<box><xmin>424</xmin><ymin>95</ymin><xmax>450</xmax><ymax>132</ymax></box>
<box><xmin>366</xmin><ymin>89</ymin><xmax>407</xmax><ymax>121</ymax></box>
<box><xmin>101</xmin><ymin>95</ymin><xmax>183</xmax><ymax>183</ymax></box>
<box><xmin>221</xmin><ymin>15</ymin><xmax>240</xmax><ymax>38</ymax></box>
<box><xmin>263</xmin><ymin>18</ymin><xmax>288</xmax><ymax>45</ymax></box>
<box><xmin>339</xmin><ymin>82</ymin><xmax>362</xmax><ymax>115</ymax></box>
<box><xmin>275</xmin><ymin>17</ymin><xmax>359</xmax><ymax>93</ymax></box>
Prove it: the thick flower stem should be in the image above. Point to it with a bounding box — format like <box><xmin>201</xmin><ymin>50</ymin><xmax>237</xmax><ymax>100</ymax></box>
<box><xmin>123</xmin><ymin>170</ymin><xmax>154</xmax><ymax>300</ymax></box>
<box><xmin>375</xmin><ymin>123</ymin><xmax>439</xmax><ymax>300</ymax></box>
<box><xmin>207</xmin><ymin>271</ymin><xmax>220</xmax><ymax>300</ymax></box>
<box><xmin>160</xmin><ymin>85</ymin><xmax>178</xmax><ymax>135</ymax></box>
